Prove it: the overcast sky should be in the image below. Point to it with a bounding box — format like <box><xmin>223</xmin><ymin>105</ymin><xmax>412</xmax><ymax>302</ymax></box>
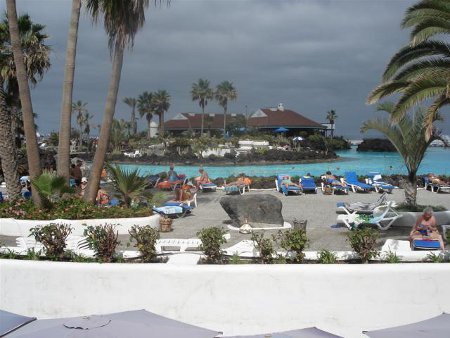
<box><xmin>4</xmin><ymin>0</ymin><xmax>450</xmax><ymax>138</ymax></box>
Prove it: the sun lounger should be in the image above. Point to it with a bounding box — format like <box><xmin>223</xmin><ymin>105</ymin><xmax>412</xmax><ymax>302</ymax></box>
<box><xmin>299</xmin><ymin>176</ymin><xmax>318</xmax><ymax>193</ymax></box>
<box><xmin>200</xmin><ymin>182</ymin><xmax>217</xmax><ymax>192</ymax></box>
<box><xmin>153</xmin><ymin>205</ymin><xmax>190</xmax><ymax>218</ymax></box>
<box><xmin>224</xmin><ymin>184</ymin><xmax>246</xmax><ymax>195</ymax></box>
<box><xmin>380</xmin><ymin>239</ymin><xmax>442</xmax><ymax>261</ymax></box>
<box><xmin>156</xmin><ymin>238</ymin><xmax>202</xmax><ymax>252</ymax></box>
<box><xmin>423</xmin><ymin>176</ymin><xmax>450</xmax><ymax>193</ymax></box>
<box><xmin>343</xmin><ymin>171</ymin><xmax>374</xmax><ymax>192</ymax></box>
<box><xmin>366</xmin><ymin>172</ymin><xmax>397</xmax><ymax>193</ymax></box>
<box><xmin>320</xmin><ymin>179</ymin><xmax>349</xmax><ymax>195</ymax></box>
<box><xmin>336</xmin><ymin>192</ymin><xmax>388</xmax><ymax>214</ymax></box>
<box><xmin>275</xmin><ymin>174</ymin><xmax>302</xmax><ymax>196</ymax></box>
<box><xmin>336</xmin><ymin>201</ymin><xmax>402</xmax><ymax>230</ymax></box>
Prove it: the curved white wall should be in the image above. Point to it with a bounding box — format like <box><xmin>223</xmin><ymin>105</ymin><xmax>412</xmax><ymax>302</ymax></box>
<box><xmin>0</xmin><ymin>214</ymin><xmax>161</xmax><ymax>236</ymax></box>
<box><xmin>1</xmin><ymin>260</ymin><xmax>449</xmax><ymax>338</ymax></box>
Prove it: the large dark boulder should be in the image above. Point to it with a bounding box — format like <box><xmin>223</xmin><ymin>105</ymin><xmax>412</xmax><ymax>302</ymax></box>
<box><xmin>220</xmin><ymin>194</ymin><xmax>284</xmax><ymax>226</ymax></box>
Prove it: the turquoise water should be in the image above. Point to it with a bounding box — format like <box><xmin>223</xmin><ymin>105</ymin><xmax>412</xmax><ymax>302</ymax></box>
<box><xmin>119</xmin><ymin>147</ymin><xmax>450</xmax><ymax>178</ymax></box>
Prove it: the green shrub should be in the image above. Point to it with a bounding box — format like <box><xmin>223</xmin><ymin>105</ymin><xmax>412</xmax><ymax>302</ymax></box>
<box><xmin>384</xmin><ymin>250</ymin><xmax>401</xmax><ymax>263</ymax></box>
<box><xmin>277</xmin><ymin>228</ymin><xmax>308</xmax><ymax>263</ymax></box>
<box><xmin>317</xmin><ymin>249</ymin><xmax>338</xmax><ymax>264</ymax></box>
<box><xmin>107</xmin><ymin>164</ymin><xmax>148</xmax><ymax>207</ymax></box>
<box><xmin>83</xmin><ymin>224</ymin><xmax>120</xmax><ymax>262</ymax></box>
<box><xmin>425</xmin><ymin>252</ymin><xmax>444</xmax><ymax>263</ymax></box>
<box><xmin>197</xmin><ymin>227</ymin><xmax>227</xmax><ymax>264</ymax></box>
<box><xmin>347</xmin><ymin>227</ymin><xmax>379</xmax><ymax>263</ymax></box>
<box><xmin>128</xmin><ymin>225</ymin><xmax>160</xmax><ymax>262</ymax></box>
<box><xmin>30</xmin><ymin>223</ymin><xmax>72</xmax><ymax>260</ymax></box>
<box><xmin>251</xmin><ymin>232</ymin><xmax>275</xmax><ymax>264</ymax></box>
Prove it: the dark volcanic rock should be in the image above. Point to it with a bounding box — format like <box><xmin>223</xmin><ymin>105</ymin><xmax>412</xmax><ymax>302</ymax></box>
<box><xmin>220</xmin><ymin>194</ymin><xmax>284</xmax><ymax>226</ymax></box>
<box><xmin>357</xmin><ymin>139</ymin><xmax>396</xmax><ymax>152</ymax></box>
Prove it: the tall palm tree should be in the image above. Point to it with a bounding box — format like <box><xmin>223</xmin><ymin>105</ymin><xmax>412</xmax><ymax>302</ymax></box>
<box><xmin>326</xmin><ymin>110</ymin><xmax>337</xmax><ymax>138</ymax></box>
<box><xmin>137</xmin><ymin>91</ymin><xmax>153</xmax><ymax>139</ymax></box>
<box><xmin>191</xmin><ymin>78</ymin><xmax>213</xmax><ymax>135</ymax></box>
<box><xmin>57</xmin><ymin>0</ymin><xmax>82</xmax><ymax>181</ymax></box>
<box><xmin>215</xmin><ymin>81</ymin><xmax>237</xmax><ymax>138</ymax></box>
<box><xmin>361</xmin><ymin>102</ymin><xmax>437</xmax><ymax>206</ymax></box>
<box><xmin>367</xmin><ymin>0</ymin><xmax>450</xmax><ymax>139</ymax></box>
<box><xmin>0</xmin><ymin>13</ymin><xmax>49</xmax><ymax>199</ymax></box>
<box><xmin>151</xmin><ymin>89</ymin><xmax>170</xmax><ymax>135</ymax></box>
<box><xmin>82</xmin><ymin>111</ymin><xmax>94</xmax><ymax>147</ymax></box>
<box><xmin>83</xmin><ymin>0</ymin><xmax>152</xmax><ymax>203</ymax></box>
<box><xmin>72</xmin><ymin>100</ymin><xmax>87</xmax><ymax>150</ymax></box>
<box><xmin>123</xmin><ymin>96</ymin><xmax>137</xmax><ymax>135</ymax></box>
<box><xmin>5</xmin><ymin>2</ymin><xmax>49</xmax><ymax>206</ymax></box>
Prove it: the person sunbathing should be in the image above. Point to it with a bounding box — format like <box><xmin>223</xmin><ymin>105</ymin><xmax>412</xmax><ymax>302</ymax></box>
<box><xmin>174</xmin><ymin>182</ymin><xmax>196</xmax><ymax>202</ymax></box>
<box><xmin>428</xmin><ymin>173</ymin><xmax>448</xmax><ymax>185</ymax></box>
<box><xmin>325</xmin><ymin>171</ymin><xmax>346</xmax><ymax>186</ymax></box>
<box><xmin>96</xmin><ymin>188</ymin><xmax>110</xmax><ymax>206</ymax></box>
<box><xmin>225</xmin><ymin>174</ymin><xmax>246</xmax><ymax>187</ymax></box>
<box><xmin>409</xmin><ymin>207</ymin><xmax>444</xmax><ymax>250</ymax></box>
<box><xmin>281</xmin><ymin>175</ymin><xmax>302</xmax><ymax>189</ymax></box>
<box><xmin>195</xmin><ymin>168</ymin><xmax>211</xmax><ymax>187</ymax></box>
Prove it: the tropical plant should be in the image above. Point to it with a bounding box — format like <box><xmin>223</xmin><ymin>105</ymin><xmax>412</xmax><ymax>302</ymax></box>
<box><xmin>191</xmin><ymin>78</ymin><xmax>213</xmax><ymax>135</ymax></box>
<box><xmin>137</xmin><ymin>91</ymin><xmax>153</xmax><ymax>139</ymax></box>
<box><xmin>71</xmin><ymin>100</ymin><xmax>88</xmax><ymax>149</ymax></box>
<box><xmin>30</xmin><ymin>223</ymin><xmax>72</xmax><ymax>260</ymax></box>
<box><xmin>277</xmin><ymin>228</ymin><xmax>308</xmax><ymax>263</ymax></box>
<box><xmin>197</xmin><ymin>226</ymin><xmax>227</xmax><ymax>264</ymax></box>
<box><xmin>251</xmin><ymin>232</ymin><xmax>276</xmax><ymax>264</ymax></box>
<box><xmin>128</xmin><ymin>224</ymin><xmax>159</xmax><ymax>262</ymax></box>
<box><xmin>326</xmin><ymin>109</ymin><xmax>337</xmax><ymax>138</ymax></box>
<box><xmin>84</xmin><ymin>0</ymin><xmax>155</xmax><ymax>204</ymax></box>
<box><xmin>151</xmin><ymin>89</ymin><xmax>170</xmax><ymax>135</ymax></box>
<box><xmin>425</xmin><ymin>252</ymin><xmax>444</xmax><ymax>263</ymax></box>
<box><xmin>123</xmin><ymin>96</ymin><xmax>137</xmax><ymax>135</ymax></box>
<box><xmin>84</xmin><ymin>223</ymin><xmax>120</xmax><ymax>262</ymax></box>
<box><xmin>215</xmin><ymin>81</ymin><xmax>237</xmax><ymax>138</ymax></box>
<box><xmin>384</xmin><ymin>250</ymin><xmax>401</xmax><ymax>263</ymax></box>
<box><xmin>347</xmin><ymin>226</ymin><xmax>379</xmax><ymax>264</ymax></box>
<box><xmin>57</xmin><ymin>0</ymin><xmax>82</xmax><ymax>181</ymax></box>
<box><xmin>317</xmin><ymin>249</ymin><xmax>338</xmax><ymax>264</ymax></box>
<box><xmin>367</xmin><ymin>0</ymin><xmax>450</xmax><ymax>139</ymax></box>
<box><xmin>1</xmin><ymin>10</ymin><xmax>50</xmax><ymax>203</ymax></box>
<box><xmin>106</xmin><ymin>163</ymin><xmax>147</xmax><ymax>207</ymax></box>
<box><xmin>361</xmin><ymin>103</ymin><xmax>437</xmax><ymax>205</ymax></box>
<box><xmin>109</xmin><ymin>118</ymin><xmax>129</xmax><ymax>151</ymax></box>
<box><xmin>31</xmin><ymin>171</ymin><xmax>73</xmax><ymax>208</ymax></box>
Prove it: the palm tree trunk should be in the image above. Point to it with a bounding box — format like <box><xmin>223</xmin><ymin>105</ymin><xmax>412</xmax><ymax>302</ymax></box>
<box><xmin>159</xmin><ymin>112</ymin><xmax>164</xmax><ymax>135</ymax></box>
<box><xmin>6</xmin><ymin>0</ymin><xmax>42</xmax><ymax>206</ymax></box>
<box><xmin>84</xmin><ymin>42</ymin><xmax>124</xmax><ymax>203</ymax></box>
<box><xmin>131</xmin><ymin>105</ymin><xmax>137</xmax><ymax>135</ymax></box>
<box><xmin>223</xmin><ymin>106</ymin><xmax>227</xmax><ymax>138</ymax></box>
<box><xmin>200</xmin><ymin>105</ymin><xmax>205</xmax><ymax>135</ymax></box>
<box><xmin>0</xmin><ymin>78</ymin><xmax>22</xmax><ymax>200</ymax></box>
<box><xmin>404</xmin><ymin>172</ymin><xmax>417</xmax><ymax>206</ymax></box>
<box><xmin>147</xmin><ymin>119</ymin><xmax>151</xmax><ymax>139</ymax></box>
<box><xmin>57</xmin><ymin>0</ymin><xmax>81</xmax><ymax>180</ymax></box>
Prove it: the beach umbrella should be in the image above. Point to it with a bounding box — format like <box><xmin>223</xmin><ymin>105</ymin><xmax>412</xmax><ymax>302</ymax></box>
<box><xmin>274</xmin><ymin>127</ymin><xmax>289</xmax><ymax>133</ymax></box>
<box><xmin>225</xmin><ymin>327</ymin><xmax>342</xmax><ymax>337</ymax></box>
<box><xmin>6</xmin><ymin>309</ymin><xmax>218</xmax><ymax>338</ymax></box>
<box><xmin>0</xmin><ymin>310</ymin><xmax>36</xmax><ymax>336</ymax></box>
<box><xmin>363</xmin><ymin>313</ymin><xmax>450</xmax><ymax>338</ymax></box>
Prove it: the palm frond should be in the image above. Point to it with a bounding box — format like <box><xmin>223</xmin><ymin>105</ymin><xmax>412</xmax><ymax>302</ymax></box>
<box><xmin>367</xmin><ymin>81</ymin><xmax>409</xmax><ymax>104</ymax></box>
<box><xmin>106</xmin><ymin>163</ymin><xmax>147</xmax><ymax>207</ymax></box>
<box><xmin>410</xmin><ymin>19</ymin><xmax>450</xmax><ymax>45</ymax></box>
<box><xmin>392</xmin><ymin>58</ymin><xmax>450</xmax><ymax>82</ymax></box>
<box><xmin>424</xmin><ymin>94</ymin><xmax>449</xmax><ymax>140</ymax></box>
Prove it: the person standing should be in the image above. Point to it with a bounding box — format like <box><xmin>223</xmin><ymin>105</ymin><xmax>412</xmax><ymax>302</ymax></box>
<box><xmin>72</xmin><ymin>160</ymin><xmax>83</xmax><ymax>186</ymax></box>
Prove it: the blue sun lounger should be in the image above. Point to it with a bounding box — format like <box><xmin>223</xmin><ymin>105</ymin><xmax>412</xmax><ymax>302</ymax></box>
<box><xmin>153</xmin><ymin>205</ymin><xmax>190</xmax><ymax>218</ymax></box>
<box><xmin>299</xmin><ymin>176</ymin><xmax>318</xmax><ymax>193</ymax></box>
<box><xmin>366</xmin><ymin>172</ymin><xmax>397</xmax><ymax>193</ymax></box>
<box><xmin>275</xmin><ymin>174</ymin><xmax>302</xmax><ymax>196</ymax></box>
<box><xmin>344</xmin><ymin>171</ymin><xmax>374</xmax><ymax>193</ymax></box>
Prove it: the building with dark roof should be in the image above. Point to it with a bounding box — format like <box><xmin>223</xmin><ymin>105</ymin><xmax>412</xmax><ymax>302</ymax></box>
<box><xmin>164</xmin><ymin>104</ymin><xmax>325</xmax><ymax>135</ymax></box>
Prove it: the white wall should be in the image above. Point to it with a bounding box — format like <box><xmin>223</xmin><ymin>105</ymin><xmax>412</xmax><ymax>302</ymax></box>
<box><xmin>0</xmin><ymin>215</ymin><xmax>160</xmax><ymax>236</ymax></box>
<box><xmin>1</xmin><ymin>260</ymin><xmax>449</xmax><ymax>338</ymax></box>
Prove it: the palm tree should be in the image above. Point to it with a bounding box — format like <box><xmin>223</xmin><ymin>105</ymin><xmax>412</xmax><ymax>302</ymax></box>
<box><xmin>151</xmin><ymin>89</ymin><xmax>170</xmax><ymax>135</ymax></box>
<box><xmin>326</xmin><ymin>110</ymin><xmax>337</xmax><ymax>138</ymax></box>
<box><xmin>367</xmin><ymin>0</ymin><xmax>450</xmax><ymax>139</ymax></box>
<box><xmin>361</xmin><ymin>103</ymin><xmax>437</xmax><ymax>206</ymax></box>
<box><xmin>84</xmin><ymin>0</ymin><xmax>153</xmax><ymax>204</ymax></box>
<box><xmin>215</xmin><ymin>81</ymin><xmax>237</xmax><ymax>138</ymax></box>
<box><xmin>72</xmin><ymin>100</ymin><xmax>87</xmax><ymax>150</ymax></box>
<box><xmin>82</xmin><ymin>111</ymin><xmax>94</xmax><ymax>147</ymax></box>
<box><xmin>137</xmin><ymin>91</ymin><xmax>153</xmax><ymax>139</ymax></box>
<box><xmin>106</xmin><ymin>163</ymin><xmax>147</xmax><ymax>207</ymax></box>
<box><xmin>57</xmin><ymin>0</ymin><xmax>82</xmax><ymax>181</ymax></box>
<box><xmin>191</xmin><ymin>78</ymin><xmax>213</xmax><ymax>135</ymax></box>
<box><xmin>123</xmin><ymin>97</ymin><xmax>137</xmax><ymax>135</ymax></box>
<box><xmin>5</xmin><ymin>3</ymin><xmax>50</xmax><ymax>206</ymax></box>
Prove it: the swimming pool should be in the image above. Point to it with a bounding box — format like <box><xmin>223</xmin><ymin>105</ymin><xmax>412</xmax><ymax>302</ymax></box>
<box><xmin>119</xmin><ymin>147</ymin><xmax>450</xmax><ymax>178</ymax></box>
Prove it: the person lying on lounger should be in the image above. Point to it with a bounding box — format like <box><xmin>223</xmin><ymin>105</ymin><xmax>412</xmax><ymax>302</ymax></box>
<box><xmin>428</xmin><ymin>173</ymin><xmax>448</xmax><ymax>185</ymax></box>
<box><xmin>195</xmin><ymin>168</ymin><xmax>211</xmax><ymax>187</ymax></box>
<box><xmin>324</xmin><ymin>171</ymin><xmax>347</xmax><ymax>187</ymax></box>
<box><xmin>281</xmin><ymin>175</ymin><xmax>302</xmax><ymax>189</ymax></box>
<box><xmin>225</xmin><ymin>173</ymin><xmax>246</xmax><ymax>187</ymax></box>
<box><xmin>409</xmin><ymin>207</ymin><xmax>444</xmax><ymax>250</ymax></box>
<box><xmin>174</xmin><ymin>182</ymin><xmax>196</xmax><ymax>202</ymax></box>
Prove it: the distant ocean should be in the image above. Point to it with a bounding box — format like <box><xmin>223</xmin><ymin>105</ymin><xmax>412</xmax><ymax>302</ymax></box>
<box><xmin>119</xmin><ymin>147</ymin><xmax>450</xmax><ymax>178</ymax></box>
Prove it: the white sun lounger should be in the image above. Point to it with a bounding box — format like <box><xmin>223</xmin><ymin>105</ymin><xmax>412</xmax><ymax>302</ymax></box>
<box><xmin>380</xmin><ymin>239</ymin><xmax>444</xmax><ymax>262</ymax></box>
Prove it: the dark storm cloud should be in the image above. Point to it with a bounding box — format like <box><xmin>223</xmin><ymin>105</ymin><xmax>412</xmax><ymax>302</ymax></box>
<box><xmin>6</xmin><ymin>0</ymin><xmax>449</xmax><ymax>138</ymax></box>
